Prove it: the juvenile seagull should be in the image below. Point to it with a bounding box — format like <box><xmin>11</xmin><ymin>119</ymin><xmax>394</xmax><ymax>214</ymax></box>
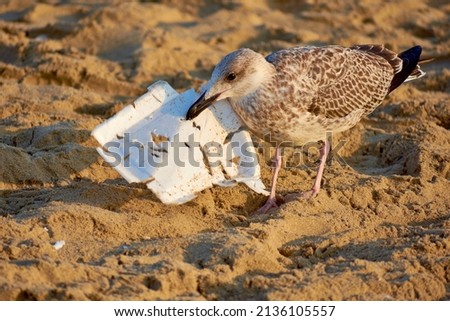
<box><xmin>186</xmin><ymin>44</ymin><xmax>425</xmax><ymax>214</ymax></box>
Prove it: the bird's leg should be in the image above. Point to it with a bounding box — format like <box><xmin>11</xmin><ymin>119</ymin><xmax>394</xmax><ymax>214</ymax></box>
<box><xmin>254</xmin><ymin>145</ymin><xmax>282</xmax><ymax>215</ymax></box>
<box><xmin>301</xmin><ymin>139</ymin><xmax>331</xmax><ymax>199</ymax></box>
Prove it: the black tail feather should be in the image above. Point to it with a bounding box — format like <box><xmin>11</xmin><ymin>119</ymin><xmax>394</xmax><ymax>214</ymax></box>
<box><xmin>388</xmin><ymin>45</ymin><xmax>422</xmax><ymax>93</ymax></box>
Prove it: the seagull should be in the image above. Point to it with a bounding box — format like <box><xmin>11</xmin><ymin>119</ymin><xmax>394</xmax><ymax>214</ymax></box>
<box><xmin>186</xmin><ymin>44</ymin><xmax>425</xmax><ymax>214</ymax></box>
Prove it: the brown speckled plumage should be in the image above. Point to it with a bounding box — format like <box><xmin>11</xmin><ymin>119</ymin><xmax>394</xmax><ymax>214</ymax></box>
<box><xmin>228</xmin><ymin>45</ymin><xmax>423</xmax><ymax>145</ymax></box>
<box><xmin>186</xmin><ymin>44</ymin><xmax>424</xmax><ymax>213</ymax></box>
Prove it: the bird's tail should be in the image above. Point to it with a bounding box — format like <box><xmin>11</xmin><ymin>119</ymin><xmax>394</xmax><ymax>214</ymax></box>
<box><xmin>404</xmin><ymin>57</ymin><xmax>433</xmax><ymax>83</ymax></box>
<box><xmin>388</xmin><ymin>45</ymin><xmax>424</xmax><ymax>93</ymax></box>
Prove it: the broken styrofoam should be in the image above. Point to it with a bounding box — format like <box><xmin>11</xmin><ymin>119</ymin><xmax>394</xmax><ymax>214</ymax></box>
<box><xmin>52</xmin><ymin>240</ymin><xmax>65</xmax><ymax>250</ymax></box>
<box><xmin>91</xmin><ymin>80</ymin><xmax>268</xmax><ymax>204</ymax></box>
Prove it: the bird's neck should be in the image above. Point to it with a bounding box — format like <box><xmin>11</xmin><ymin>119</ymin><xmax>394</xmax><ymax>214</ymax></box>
<box><xmin>237</xmin><ymin>60</ymin><xmax>276</xmax><ymax>98</ymax></box>
<box><xmin>229</xmin><ymin>65</ymin><xmax>276</xmax><ymax>118</ymax></box>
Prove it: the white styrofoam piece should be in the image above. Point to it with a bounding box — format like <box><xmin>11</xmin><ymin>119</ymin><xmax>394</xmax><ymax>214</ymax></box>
<box><xmin>52</xmin><ymin>240</ymin><xmax>65</xmax><ymax>250</ymax></box>
<box><xmin>91</xmin><ymin>80</ymin><xmax>268</xmax><ymax>204</ymax></box>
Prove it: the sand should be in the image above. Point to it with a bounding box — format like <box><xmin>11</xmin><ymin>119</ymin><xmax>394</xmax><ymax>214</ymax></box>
<box><xmin>0</xmin><ymin>0</ymin><xmax>449</xmax><ymax>300</ymax></box>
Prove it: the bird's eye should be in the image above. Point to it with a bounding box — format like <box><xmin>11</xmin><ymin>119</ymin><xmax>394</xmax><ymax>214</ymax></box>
<box><xmin>226</xmin><ymin>72</ymin><xmax>236</xmax><ymax>81</ymax></box>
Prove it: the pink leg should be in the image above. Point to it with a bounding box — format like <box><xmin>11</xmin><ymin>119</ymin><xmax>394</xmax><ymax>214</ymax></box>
<box><xmin>254</xmin><ymin>145</ymin><xmax>282</xmax><ymax>214</ymax></box>
<box><xmin>303</xmin><ymin>139</ymin><xmax>331</xmax><ymax>199</ymax></box>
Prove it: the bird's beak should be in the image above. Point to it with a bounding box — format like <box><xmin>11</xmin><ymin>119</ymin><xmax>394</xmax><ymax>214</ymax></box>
<box><xmin>186</xmin><ymin>91</ymin><xmax>221</xmax><ymax>120</ymax></box>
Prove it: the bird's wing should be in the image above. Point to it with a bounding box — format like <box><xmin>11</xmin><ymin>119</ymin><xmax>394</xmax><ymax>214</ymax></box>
<box><xmin>308</xmin><ymin>46</ymin><xmax>397</xmax><ymax>119</ymax></box>
<box><xmin>268</xmin><ymin>46</ymin><xmax>395</xmax><ymax>119</ymax></box>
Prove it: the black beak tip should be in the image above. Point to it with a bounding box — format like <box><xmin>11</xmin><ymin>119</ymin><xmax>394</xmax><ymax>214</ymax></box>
<box><xmin>185</xmin><ymin>109</ymin><xmax>196</xmax><ymax>121</ymax></box>
<box><xmin>186</xmin><ymin>91</ymin><xmax>218</xmax><ymax>121</ymax></box>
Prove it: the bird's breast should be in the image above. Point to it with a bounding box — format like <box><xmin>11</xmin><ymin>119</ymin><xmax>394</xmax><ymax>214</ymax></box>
<box><xmin>230</xmin><ymin>88</ymin><xmax>364</xmax><ymax>146</ymax></box>
<box><xmin>230</xmin><ymin>95</ymin><xmax>325</xmax><ymax>145</ymax></box>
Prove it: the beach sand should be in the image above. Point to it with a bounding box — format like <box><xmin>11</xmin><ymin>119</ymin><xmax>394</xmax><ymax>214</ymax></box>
<box><xmin>0</xmin><ymin>0</ymin><xmax>449</xmax><ymax>300</ymax></box>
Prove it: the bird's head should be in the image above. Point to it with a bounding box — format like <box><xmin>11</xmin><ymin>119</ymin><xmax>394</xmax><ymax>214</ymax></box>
<box><xmin>186</xmin><ymin>48</ymin><xmax>274</xmax><ymax>120</ymax></box>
